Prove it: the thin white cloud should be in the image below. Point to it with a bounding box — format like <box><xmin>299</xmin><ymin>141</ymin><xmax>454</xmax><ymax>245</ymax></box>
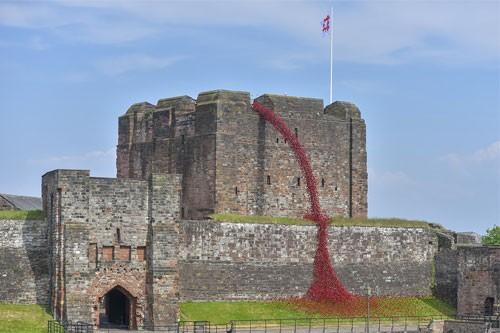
<box><xmin>0</xmin><ymin>1</ymin><xmax>497</xmax><ymax>65</ymax></box>
<box><xmin>59</xmin><ymin>71</ymin><xmax>92</xmax><ymax>83</ymax></box>
<box><xmin>339</xmin><ymin>79</ymin><xmax>392</xmax><ymax>95</ymax></box>
<box><xmin>265</xmin><ymin>53</ymin><xmax>318</xmax><ymax>71</ymax></box>
<box><xmin>440</xmin><ymin>141</ymin><xmax>500</xmax><ymax>175</ymax></box>
<box><xmin>94</xmin><ymin>54</ymin><xmax>184</xmax><ymax>76</ymax></box>
<box><xmin>27</xmin><ymin>148</ymin><xmax>115</xmax><ymax>167</ymax></box>
<box><xmin>368</xmin><ymin>168</ymin><xmax>415</xmax><ymax>188</ymax></box>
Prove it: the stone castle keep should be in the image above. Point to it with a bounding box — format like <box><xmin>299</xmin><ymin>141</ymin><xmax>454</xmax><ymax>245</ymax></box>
<box><xmin>117</xmin><ymin>90</ymin><xmax>367</xmax><ymax>219</ymax></box>
<box><xmin>0</xmin><ymin>90</ymin><xmax>498</xmax><ymax>329</ymax></box>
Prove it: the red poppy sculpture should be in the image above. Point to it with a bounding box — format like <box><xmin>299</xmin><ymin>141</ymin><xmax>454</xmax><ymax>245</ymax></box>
<box><xmin>251</xmin><ymin>103</ymin><xmax>351</xmax><ymax>302</ymax></box>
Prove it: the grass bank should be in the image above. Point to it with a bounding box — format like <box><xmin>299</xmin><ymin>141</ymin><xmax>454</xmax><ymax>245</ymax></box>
<box><xmin>0</xmin><ymin>304</ymin><xmax>52</xmax><ymax>333</ymax></box>
<box><xmin>209</xmin><ymin>214</ymin><xmax>430</xmax><ymax>228</ymax></box>
<box><xmin>181</xmin><ymin>297</ymin><xmax>455</xmax><ymax>324</ymax></box>
<box><xmin>0</xmin><ymin>210</ymin><xmax>44</xmax><ymax>220</ymax></box>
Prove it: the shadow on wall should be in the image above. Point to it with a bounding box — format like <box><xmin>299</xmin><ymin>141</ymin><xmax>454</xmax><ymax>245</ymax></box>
<box><xmin>22</xmin><ymin>219</ymin><xmax>50</xmax><ymax>304</ymax></box>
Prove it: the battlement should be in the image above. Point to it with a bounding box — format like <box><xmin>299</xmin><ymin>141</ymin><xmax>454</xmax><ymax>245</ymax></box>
<box><xmin>116</xmin><ymin>89</ymin><xmax>367</xmax><ymax>220</ymax></box>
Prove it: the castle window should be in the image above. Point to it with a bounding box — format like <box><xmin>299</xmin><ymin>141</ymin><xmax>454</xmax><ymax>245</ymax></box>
<box><xmin>103</xmin><ymin>246</ymin><xmax>114</xmax><ymax>261</ymax></box>
<box><xmin>89</xmin><ymin>243</ymin><xmax>97</xmax><ymax>263</ymax></box>
<box><xmin>335</xmin><ymin>186</ymin><xmax>338</xmax><ymax>191</ymax></box>
<box><xmin>181</xmin><ymin>134</ymin><xmax>185</xmax><ymax>145</ymax></box>
<box><xmin>181</xmin><ymin>207</ymin><xmax>185</xmax><ymax>219</ymax></box>
<box><xmin>276</xmin><ymin>138</ymin><xmax>279</xmax><ymax>143</ymax></box>
<box><xmin>297</xmin><ymin>177</ymin><xmax>301</xmax><ymax>186</ymax></box>
<box><xmin>284</xmin><ymin>138</ymin><xmax>287</xmax><ymax>144</ymax></box>
<box><xmin>267</xmin><ymin>175</ymin><xmax>271</xmax><ymax>185</ymax></box>
<box><xmin>321</xmin><ymin>178</ymin><xmax>325</xmax><ymax>187</ymax></box>
<box><xmin>137</xmin><ymin>246</ymin><xmax>146</xmax><ymax>261</ymax></box>
<box><xmin>119</xmin><ymin>246</ymin><xmax>131</xmax><ymax>261</ymax></box>
<box><xmin>235</xmin><ymin>187</ymin><xmax>239</xmax><ymax>195</ymax></box>
<box><xmin>115</xmin><ymin>228</ymin><xmax>121</xmax><ymax>244</ymax></box>
<box><xmin>295</xmin><ymin>128</ymin><xmax>298</xmax><ymax>138</ymax></box>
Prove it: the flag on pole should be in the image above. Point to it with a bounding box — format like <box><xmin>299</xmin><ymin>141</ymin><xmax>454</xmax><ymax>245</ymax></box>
<box><xmin>321</xmin><ymin>14</ymin><xmax>331</xmax><ymax>37</ymax></box>
<box><xmin>322</xmin><ymin>9</ymin><xmax>334</xmax><ymax>104</ymax></box>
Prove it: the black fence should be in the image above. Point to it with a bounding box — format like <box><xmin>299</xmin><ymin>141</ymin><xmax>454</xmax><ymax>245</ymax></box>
<box><xmin>49</xmin><ymin>314</ymin><xmax>500</xmax><ymax>332</ymax></box>
<box><xmin>458</xmin><ymin>313</ymin><xmax>500</xmax><ymax>328</ymax></box>
<box><xmin>48</xmin><ymin>320</ymin><xmax>94</xmax><ymax>333</ymax></box>
<box><xmin>97</xmin><ymin>321</ymin><xmax>229</xmax><ymax>332</ymax></box>
<box><xmin>227</xmin><ymin>315</ymin><xmax>456</xmax><ymax>332</ymax></box>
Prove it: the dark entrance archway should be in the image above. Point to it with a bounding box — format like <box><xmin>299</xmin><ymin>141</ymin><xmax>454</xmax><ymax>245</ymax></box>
<box><xmin>485</xmin><ymin>297</ymin><xmax>495</xmax><ymax>315</ymax></box>
<box><xmin>98</xmin><ymin>286</ymin><xmax>135</xmax><ymax>329</ymax></box>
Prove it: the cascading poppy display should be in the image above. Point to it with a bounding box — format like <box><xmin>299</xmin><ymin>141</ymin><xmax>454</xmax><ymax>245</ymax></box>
<box><xmin>251</xmin><ymin>103</ymin><xmax>351</xmax><ymax>303</ymax></box>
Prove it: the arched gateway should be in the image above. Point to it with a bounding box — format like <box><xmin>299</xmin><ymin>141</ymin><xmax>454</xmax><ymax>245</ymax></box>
<box><xmin>97</xmin><ymin>285</ymin><xmax>137</xmax><ymax>329</ymax></box>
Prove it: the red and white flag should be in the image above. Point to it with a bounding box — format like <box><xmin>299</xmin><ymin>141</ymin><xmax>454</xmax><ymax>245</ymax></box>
<box><xmin>321</xmin><ymin>14</ymin><xmax>331</xmax><ymax>37</ymax></box>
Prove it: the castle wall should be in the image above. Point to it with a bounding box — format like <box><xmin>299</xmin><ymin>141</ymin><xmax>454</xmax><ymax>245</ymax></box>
<box><xmin>457</xmin><ymin>245</ymin><xmax>500</xmax><ymax>315</ymax></box>
<box><xmin>42</xmin><ymin>169</ymin><xmax>181</xmax><ymax>327</ymax></box>
<box><xmin>178</xmin><ymin>221</ymin><xmax>435</xmax><ymax>301</ymax></box>
<box><xmin>0</xmin><ymin>219</ymin><xmax>49</xmax><ymax>304</ymax></box>
<box><xmin>434</xmin><ymin>232</ymin><xmax>458</xmax><ymax>308</ymax></box>
<box><xmin>116</xmin><ymin>90</ymin><xmax>367</xmax><ymax>220</ymax></box>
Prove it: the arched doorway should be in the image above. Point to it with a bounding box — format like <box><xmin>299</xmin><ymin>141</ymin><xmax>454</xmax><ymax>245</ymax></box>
<box><xmin>485</xmin><ymin>297</ymin><xmax>494</xmax><ymax>315</ymax></box>
<box><xmin>98</xmin><ymin>286</ymin><xmax>136</xmax><ymax>329</ymax></box>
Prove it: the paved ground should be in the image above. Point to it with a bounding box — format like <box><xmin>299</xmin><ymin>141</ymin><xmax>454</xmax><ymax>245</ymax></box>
<box><xmin>97</xmin><ymin>323</ymin><xmax>425</xmax><ymax>332</ymax></box>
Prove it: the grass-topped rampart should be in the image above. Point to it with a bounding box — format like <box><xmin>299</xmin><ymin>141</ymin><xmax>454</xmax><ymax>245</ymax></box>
<box><xmin>209</xmin><ymin>214</ymin><xmax>430</xmax><ymax>228</ymax></box>
<box><xmin>0</xmin><ymin>210</ymin><xmax>44</xmax><ymax>220</ymax></box>
<box><xmin>180</xmin><ymin>297</ymin><xmax>455</xmax><ymax>324</ymax></box>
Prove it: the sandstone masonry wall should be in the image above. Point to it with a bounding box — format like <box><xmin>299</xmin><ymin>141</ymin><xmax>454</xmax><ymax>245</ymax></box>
<box><xmin>0</xmin><ymin>219</ymin><xmax>49</xmax><ymax>304</ymax></box>
<box><xmin>42</xmin><ymin>169</ymin><xmax>181</xmax><ymax>327</ymax></box>
<box><xmin>116</xmin><ymin>90</ymin><xmax>367</xmax><ymax>220</ymax></box>
<box><xmin>434</xmin><ymin>232</ymin><xmax>458</xmax><ymax>308</ymax></box>
<box><xmin>178</xmin><ymin>221</ymin><xmax>435</xmax><ymax>301</ymax></box>
<box><xmin>457</xmin><ymin>245</ymin><xmax>500</xmax><ymax>315</ymax></box>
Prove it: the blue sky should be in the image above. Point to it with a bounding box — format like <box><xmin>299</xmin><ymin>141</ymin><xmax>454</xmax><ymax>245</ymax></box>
<box><xmin>0</xmin><ymin>0</ymin><xmax>498</xmax><ymax>234</ymax></box>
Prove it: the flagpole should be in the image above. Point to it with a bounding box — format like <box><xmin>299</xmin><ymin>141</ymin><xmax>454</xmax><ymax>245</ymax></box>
<box><xmin>330</xmin><ymin>7</ymin><xmax>333</xmax><ymax>105</ymax></box>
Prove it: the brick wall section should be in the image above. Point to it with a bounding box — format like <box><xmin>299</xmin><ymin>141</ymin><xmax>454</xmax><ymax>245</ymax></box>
<box><xmin>0</xmin><ymin>219</ymin><xmax>49</xmax><ymax>304</ymax></box>
<box><xmin>178</xmin><ymin>221</ymin><xmax>435</xmax><ymax>301</ymax></box>
<box><xmin>42</xmin><ymin>169</ymin><xmax>181</xmax><ymax>327</ymax></box>
<box><xmin>116</xmin><ymin>89</ymin><xmax>368</xmax><ymax>220</ymax></box>
<box><xmin>434</xmin><ymin>232</ymin><xmax>458</xmax><ymax>307</ymax></box>
<box><xmin>147</xmin><ymin>174</ymin><xmax>181</xmax><ymax>327</ymax></box>
<box><xmin>457</xmin><ymin>245</ymin><xmax>500</xmax><ymax>315</ymax></box>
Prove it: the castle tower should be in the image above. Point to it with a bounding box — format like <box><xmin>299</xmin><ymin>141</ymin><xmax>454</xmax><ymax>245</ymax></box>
<box><xmin>116</xmin><ymin>90</ymin><xmax>367</xmax><ymax>219</ymax></box>
<box><xmin>42</xmin><ymin>169</ymin><xmax>181</xmax><ymax>327</ymax></box>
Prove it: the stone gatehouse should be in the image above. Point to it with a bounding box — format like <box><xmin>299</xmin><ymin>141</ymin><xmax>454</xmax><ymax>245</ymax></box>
<box><xmin>42</xmin><ymin>170</ymin><xmax>181</xmax><ymax>328</ymax></box>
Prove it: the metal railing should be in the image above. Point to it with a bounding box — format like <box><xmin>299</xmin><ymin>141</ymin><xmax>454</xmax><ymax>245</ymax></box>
<box><xmin>50</xmin><ymin>314</ymin><xmax>500</xmax><ymax>332</ymax></box>
<box><xmin>96</xmin><ymin>321</ymin><xmax>230</xmax><ymax>332</ymax></box>
<box><xmin>228</xmin><ymin>315</ymin><xmax>457</xmax><ymax>332</ymax></box>
<box><xmin>457</xmin><ymin>314</ymin><xmax>500</xmax><ymax>328</ymax></box>
<box><xmin>48</xmin><ymin>320</ymin><xmax>94</xmax><ymax>333</ymax></box>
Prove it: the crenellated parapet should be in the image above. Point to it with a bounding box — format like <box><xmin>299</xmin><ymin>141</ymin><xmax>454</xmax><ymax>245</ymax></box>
<box><xmin>116</xmin><ymin>89</ymin><xmax>368</xmax><ymax>220</ymax></box>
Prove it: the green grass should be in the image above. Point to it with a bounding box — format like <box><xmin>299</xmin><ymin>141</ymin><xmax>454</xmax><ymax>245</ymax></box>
<box><xmin>208</xmin><ymin>214</ymin><xmax>315</xmax><ymax>225</ymax></box>
<box><xmin>181</xmin><ymin>297</ymin><xmax>455</xmax><ymax>324</ymax></box>
<box><xmin>181</xmin><ymin>301</ymin><xmax>307</xmax><ymax>324</ymax></box>
<box><xmin>209</xmin><ymin>214</ymin><xmax>429</xmax><ymax>228</ymax></box>
<box><xmin>0</xmin><ymin>304</ymin><xmax>52</xmax><ymax>333</ymax></box>
<box><xmin>0</xmin><ymin>210</ymin><xmax>44</xmax><ymax>220</ymax></box>
<box><xmin>330</xmin><ymin>217</ymin><xmax>430</xmax><ymax>229</ymax></box>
